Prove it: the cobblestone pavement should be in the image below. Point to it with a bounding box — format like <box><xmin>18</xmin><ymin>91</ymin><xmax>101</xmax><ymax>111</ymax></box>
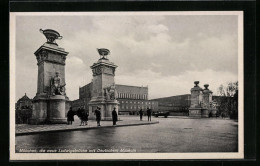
<box><xmin>16</xmin><ymin>116</ymin><xmax>159</xmax><ymax>135</ymax></box>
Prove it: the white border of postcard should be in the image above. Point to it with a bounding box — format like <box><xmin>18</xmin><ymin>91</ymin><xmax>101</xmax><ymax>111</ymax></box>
<box><xmin>9</xmin><ymin>11</ymin><xmax>244</xmax><ymax>160</ymax></box>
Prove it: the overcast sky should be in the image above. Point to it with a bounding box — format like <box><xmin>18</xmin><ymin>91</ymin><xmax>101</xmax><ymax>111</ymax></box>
<box><xmin>14</xmin><ymin>13</ymin><xmax>239</xmax><ymax>101</ymax></box>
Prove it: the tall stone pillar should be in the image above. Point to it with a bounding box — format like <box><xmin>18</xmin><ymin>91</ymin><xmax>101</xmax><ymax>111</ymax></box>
<box><xmin>189</xmin><ymin>81</ymin><xmax>203</xmax><ymax>117</ymax></box>
<box><xmin>201</xmin><ymin>84</ymin><xmax>213</xmax><ymax>117</ymax></box>
<box><xmin>88</xmin><ymin>48</ymin><xmax>119</xmax><ymax>120</ymax></box>
<box><xmin>29</xmin><ymin>29</ymin><xmax>69</xmax><ymax>124</ymax></box>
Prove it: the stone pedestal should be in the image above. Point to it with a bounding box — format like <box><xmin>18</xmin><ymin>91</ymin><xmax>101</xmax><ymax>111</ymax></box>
<box><xmin>88</xmin><ymin>49</ymin><xmax>119</xmax><ymax>121</ymax></box>
<box><xmin>189</xmin><ymin>108</ymin><xmax>202</xmax><ymax>117</ymax></box>
<box><xmin>209</xmin><ymin>109</ymin><xmax>217</xmax><ymax>117</ymax></box>
<box><xmin>201</xmin><ymin>109</ymin><xmax>209</xmax><ymax>118</ymax></box>
<box><xmin>88</xmin><ymin>100</ymin><xmax>119</xmax><ymax>120</ymax></box>
<box><xmin>47</xmin><ymin>95</ymin><xmax>67</xmax><ymax>124</ymax></box>
<box><xmin>189</xmin><ymin>81</ymin><xmax>203</xmax><ymax>117</ymax></box>
<box><xmin>211</xmin><ymin>109</ymin><xmax>217</xmax><ymax>116</ymax></box>
<box><xmin>201</xmin><ymin>84</ymin><xmax>213</xmax><ymax>118</ymax></box>
<box><xmin>29</xmin><ymin>97</ymin><xmax>48</xmax><ymax>125</ymax></box>
<box><xmin>29</xmin><ymin>29</ymin><xmax>70</xmax><ymax>124</ymax></box>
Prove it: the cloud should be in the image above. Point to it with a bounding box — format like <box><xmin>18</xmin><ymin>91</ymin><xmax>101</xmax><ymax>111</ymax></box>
<box><xmin>14</xmin><ymin>14</ymin><xmax>239</xmax><ymax>101</ymax></box>
<box><xmin>116</xmin><ymin>69</ymin><xmax>237</xmax><ymax>99</ymax></box>
<box><xmin>67</xmin><ymin>56</ymin><xmax>84</xmax><ymax>66</ymax></box>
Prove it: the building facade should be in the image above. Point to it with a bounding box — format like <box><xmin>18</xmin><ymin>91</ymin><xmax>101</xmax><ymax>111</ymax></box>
<box><xmin>71</xmin><ymin>83</ymin><xmax>159</xmax><ymax>115</ymax></box>
<box><xmin>16</xmin><ymin>93</ymin><xmax>33</xmax><ymax>110</ymax></box>
<box><xmin>151</xmin><ymin>94</ymin><xmax>191</xmax><ymax>116</ymax></box>
<box><xmin>71</xmin><ymin>83</ymin><xmax>92</xmax><ymax>112</ymax></box>
<box><xmin>116</xmin><ymin>84</ymin><xmax>157</xmax><ymax>115</ymax></box>
<box><xmin>151</xmin><ymin>94</ymin><xmax>222</xmax><ymax>117</ymax></box>
<box><xmin>15</xmin><ymin>93</ymin><xmax>33</xmax><ymax>124</ymax></box>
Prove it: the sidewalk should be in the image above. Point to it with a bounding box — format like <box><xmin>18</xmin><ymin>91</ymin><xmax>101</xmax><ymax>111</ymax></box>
<box><xmin>16</xmin><ymin>116</ymin><xmax>159</xmax><ymax>136</ymax></box>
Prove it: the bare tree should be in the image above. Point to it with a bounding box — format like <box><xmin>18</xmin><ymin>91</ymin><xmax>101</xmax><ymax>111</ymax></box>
<box><xmin>217</xmin><ymin>82</ymin><xmax>238</xmax><ymax>97</ymax></box>
<box><xmin>216</xmin><ymin>81</ymin><xmax>238</xmax><ymax>119</ymax></box>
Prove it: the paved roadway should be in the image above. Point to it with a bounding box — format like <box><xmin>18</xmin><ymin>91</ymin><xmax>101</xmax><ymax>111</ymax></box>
<box><xmin>16</xmin><ymin>116</ymin><xmax>238</xmax><ymax>153</ymax></box>
<box><xmin>16</xmin><ymin>116</ymin><xmax>158</xmax><ymax>135</ymax></box>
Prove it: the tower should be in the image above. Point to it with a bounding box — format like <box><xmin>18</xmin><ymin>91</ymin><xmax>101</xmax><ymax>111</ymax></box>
<box><xmin>88</xmin><ymin>48</ymin><xmax>119</xmax><ymax>120</ymax></box>
<box><xmin>29</xmin><ymin>29</ymin><xmax>69</xmax><ymax>124</ymax></box>
<box><xmin>202</xmin><ymin>84</ymin><xmax>214</xmax><ymax>117</ymax></box>
<box><xmin>189</xmin><ymin>81</ymin><xmax>203</xmax><ymax>117</ymax></box>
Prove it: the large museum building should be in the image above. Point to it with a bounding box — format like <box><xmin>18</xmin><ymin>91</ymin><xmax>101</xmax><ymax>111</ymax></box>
<box><xmin>150</xmin><ymin>94</ymin><xmax>191</xmax><ymax>116</ymax></box>
<box><xmin>71</xmin><ymin>82</ymin><xmax>159</xmax><ymax>115</ymax></box>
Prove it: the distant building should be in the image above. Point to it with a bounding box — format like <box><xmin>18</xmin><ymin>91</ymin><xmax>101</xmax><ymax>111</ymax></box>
<box><xmin>71</xmin><ymin>82</ymin><xmax>223</xmax><ymax>117</ymax></box>
<box><xmin>71</xmin><ymin>83</ymin><xmax>92</xmax><ymax>112</ymax></box>
<box><xmin>116</xmin><ymin>84</ymin><xmax>158</xmax><ymax>115</ymax></box>
<box><xmin>150</xmin><ymin>94</ymin><xmax>191</xmax><ymax>116</ymax></box>
<box><xmin>151</xmin><ymin>94</ymin><xmax>222</xmax><ymax>116</ymax></box>
<box><xmin>15</xmin><ymin>93</ymin><xmax>33</xmax><ymax>124</ymax></box>
<box><xmin>71</xmin><ymin>83</ymin><xmax>159</xmax><ymax>115</ymax></box>
<box><xmin>16</xmin><ymin>93</ymin><xmax>33</xmax><ymax>110</ymax></box>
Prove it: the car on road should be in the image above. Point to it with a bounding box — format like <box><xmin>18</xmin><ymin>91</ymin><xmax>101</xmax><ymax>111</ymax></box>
<box><xmin>153</xmin><ymin>111</ymin><xmax>170</xmax><ymax>118</ymax></box>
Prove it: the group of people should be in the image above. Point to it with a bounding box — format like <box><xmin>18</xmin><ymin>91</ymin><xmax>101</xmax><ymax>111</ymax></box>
<box><xmin>66</xmin><ymin>106</ymin><xmax>118</xmax><ymax>126</ymax></box>
<box><xmin>77</xmin><ymin>106</ymin><xmax>89</xmax><ymax>126</ymax></box>
<box><xmin>138</xmin><ymin>107</ymin><xmax>152</xmax><ymax>121</ymax></box>
<box><xmin>68</xmin><ymin>106</ymin><xmax>153</xmax><ymax>126</ymax></box>
<box><xmin>94</xmin><ymin>107</ymin><xmax>118</xmax><ymax>126</ymax></box>
<box><xmin>66</xmin><ymin>106</ymin><xmax>89</xmax><ymax>125</ymax></box>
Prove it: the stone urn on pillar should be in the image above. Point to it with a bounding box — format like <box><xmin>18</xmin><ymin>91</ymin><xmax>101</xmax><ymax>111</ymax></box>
<box><xmin>88</xmin><ymin>48</ymin><xmax>119</xmax><ymax>120</ymax></box>
<box><xmin>202</xmin><ymin>84</ymin><xmax>214</xmax><ymax>117</ymax></box>
<box><xmin>29</xmin><ymin>29</ymin><xmax>69</xmax><ymax>124</ymax></box>
<box><xmin>188</xmin><ymin>81</ymin><xmax>203</xmax><ymax>117</ymax></box>
<box><xmin>202</xmin><ymin>84</ymin><xmax>216</xmax><ymax>117</ymax></box>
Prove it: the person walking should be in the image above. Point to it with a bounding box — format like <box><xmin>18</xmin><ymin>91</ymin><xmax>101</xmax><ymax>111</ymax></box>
<box><xmin>67</xmin><ymin>107</ymin><xmax>74</xmax><ymax>125</ymax></box>
<box><xmin>77</xmin><ymin>106</ymin><xmax>85</xmax><ymax>126</ymax></box>
<box><xmin>77</xmin><ymin>107</ymin><xmax>82</xmax><ymax>119</ymax></box>
<box><xmin>209</xmin><ymin>111</ymin><xmax>212</xmax><ymax>118</ymax></box>
<box><xmin>139</xmin><ymin>109</ymin><xmax>143</xmax><ymax>121</ymax></box>
<box><xmin>221</xmin><ymin>112</ymin><xmax>224</xmax><ymax>119</ymax></box>
<box><xmin>112</xmin><ymin>107</ymin><xmax>118</xmax><ymax>125</ymax></box>
<box><xmin>95</xmin><ymin>107</ymin><xmax>101</xmax><ymax>126</ymax></box>
<box><xmin>81</xmin><ymin>108</ymin><xmax>89</xmax><ymax>126</ymax></box>
<box><xmin>147</xmin><ymin>107</ymin><xmax>152</xmax><ymax>121</ymax></box>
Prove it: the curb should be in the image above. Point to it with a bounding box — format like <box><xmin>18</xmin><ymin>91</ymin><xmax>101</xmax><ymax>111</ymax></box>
<box><xmin>16</xmin><ymin>121</ymin><xmax>159</xmax><ymax>136</ymax></box>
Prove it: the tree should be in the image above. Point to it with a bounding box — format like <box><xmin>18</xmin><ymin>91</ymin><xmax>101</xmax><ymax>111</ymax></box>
<box><xmin>216</xmin><ymin>81</ymin><xmax>238</xmax><ymax>119</ymax></box>
<box><xmin>217</xmin><ymin>82</ymin><xmax>238</xmax><ymax>97</ymax></box>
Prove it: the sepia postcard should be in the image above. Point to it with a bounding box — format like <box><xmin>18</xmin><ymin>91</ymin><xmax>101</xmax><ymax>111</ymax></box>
<box><xmin>10</xmin><ymin>11</ymin><xmax>244</xmax><ymax>160</ymax></box>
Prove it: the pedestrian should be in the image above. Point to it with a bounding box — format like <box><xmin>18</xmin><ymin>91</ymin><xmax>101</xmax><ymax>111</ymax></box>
<box><xmin>77</xmin><ymin>106</ymin><xmax>84</xmax><ymax>126</ymax></box>
<box><xmin>221</xmin><ymin>112</ymin><xmax>224</xmax><ymax>119</ymax></box>
<box><xmin>80</xmin><ymin>107</ymin><xmax>87</xmax><ymax>126</ymax></box>
<box><xmin>209</xmin><ymin>111</ymin><xmax>212</xmax><ymax>118</ymax></box>
<box><xmin>139</xmin><ymin>109</ymin><xmax>143</xmax><ymax>121</ymax></box>
<box><xmin>67</xmin><ymin>107</ymin><xmax>74</xmax><ymax>125</ymax></box>
<box><xmin>82</xmin><ymin>109</ymin><xmax>89</xmax><ymax>125</ymax></box>
<box><xmin>112</xmin><ymin>107</ymin><xmax>118</xmax><ymax>125</ymax></box>
<box><xmin>95</xmin><ymin>107</ymin><xmax>101</xmax><ymax>126</ymax></box>
<box><xmin>77</xmin><ymin>107</ymin><xmax>82</xmax><ymax>119</ymax></box>
<box><xmin>147</xmin><ymin>107</ymin><xmax>152</xmax><ymax>121</ymax></box>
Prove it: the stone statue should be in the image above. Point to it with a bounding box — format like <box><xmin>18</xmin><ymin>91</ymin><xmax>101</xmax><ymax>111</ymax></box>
<box><xmin>104</xmin><ymin>84</ymin><xmax>117</xmax><ymax>100</ymax></box>
<box><xmin>210</xmin><ymin>101</ymin><xmax>217</xmax><ymax>109</ymax></box>
<box><xmin>50</xmin><ymin>72</ymin><xmax>66</xmax><ymax>96</ymax></box>
<box><xmin>109</xmin><ymin>84</ymin><xmax>117</xmax><ymax>100</ymax></box>
<box><xmin>104</xmin><ymin>88</ymin><xmax>109</xmax><ymax>100</ymax></box>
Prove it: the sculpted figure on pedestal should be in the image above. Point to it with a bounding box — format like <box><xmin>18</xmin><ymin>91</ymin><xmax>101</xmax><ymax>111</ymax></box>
<box><xmin>50</xmin><ymin>72</ymin><xmax>66</xmax><ymax>96</ymax></box>
<box><xmin>104</xmin><ymin>84</ymin><xmax>118</xmax><ymax>100</ymax></box>
<box><xmin>104</xmin><ymin>88</ymin><xmax>109</xmax><ymax>100</ymax></box>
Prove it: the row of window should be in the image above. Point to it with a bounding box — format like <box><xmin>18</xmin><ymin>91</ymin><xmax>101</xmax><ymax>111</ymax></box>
<box><xmin>117</xmin><ymin>93</ymin><xmax>148</xmax><ymax>100</ymax></box>
<box><xmin>119</xmin><ymin>101</ymin><xmax>154</xmax><ymax>104</ymax></box>
<box><xmin>119</xmin><ymin>105</ymin><xmax>152</xmax><ymax>110</ymax></box>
